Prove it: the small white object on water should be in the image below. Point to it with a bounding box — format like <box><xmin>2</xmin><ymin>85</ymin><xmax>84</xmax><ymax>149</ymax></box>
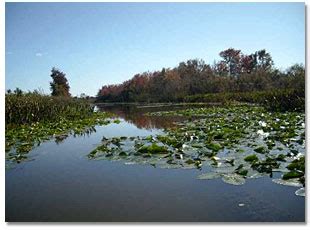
<box><xmin>257</xmin><ymin>129</ymin><xmax>269</xmax><ymax>138</ymax></box>
<box><xmin>295</xmin><ymin>188</ymin><xmax>305</xmax><ymax>197</ymax></box>
<box><xmin>294</xmin><ymin>153</ymin><xmax>304</xmax><ymax>160</ymax></box>
<box><xmin>238</xmin><ymin>203</ymin><xmax>245</xmax><ymax>207</ymax></box>
<box><xmin>212</xmin><ymin>157</ymin><xmax>220</xmax><ymax>161</ymax></box>
<box><xmin>259</xmin><ymin>121</ymin><xmax>267</xmax><ymax>127</ymax></box>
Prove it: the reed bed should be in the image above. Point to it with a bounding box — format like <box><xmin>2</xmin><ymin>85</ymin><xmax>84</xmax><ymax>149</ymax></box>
<box><xmin>6</xmin><ymin>94</ymin><xmax>94</xmax><ymax>125</ymax></box>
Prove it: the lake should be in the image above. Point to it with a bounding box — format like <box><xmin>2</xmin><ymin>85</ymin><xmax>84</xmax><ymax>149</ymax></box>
<box><xmin>5</xmin><ymin>104</ymin><xmax>305</xmax><ymax>222</ymax></box>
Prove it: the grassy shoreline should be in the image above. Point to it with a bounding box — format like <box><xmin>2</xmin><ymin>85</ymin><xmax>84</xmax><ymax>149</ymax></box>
<box><xmin>5</xmin><ymin>93</ymin><xmax>117</xmax><ymax>164</ymax></box>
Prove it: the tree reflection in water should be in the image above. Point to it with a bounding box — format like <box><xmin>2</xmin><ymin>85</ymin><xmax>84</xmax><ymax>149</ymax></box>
<box><xmin>95</xmin><ymin>104</ymin><xmax>188</xmax><ymax>130</ymax></box>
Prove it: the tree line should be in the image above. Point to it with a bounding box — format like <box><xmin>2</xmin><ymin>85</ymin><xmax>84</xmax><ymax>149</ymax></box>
<box><xmin>96</xmin><ymin>48</ymin><xmax>304</xmax><ymax>103</ymax></box>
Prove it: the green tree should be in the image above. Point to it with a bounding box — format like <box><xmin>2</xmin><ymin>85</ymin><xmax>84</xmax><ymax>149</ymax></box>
<box><xmin>14</xmin><ymin>87</ymin><xmax>23</xmax><ymax>96</ymax></box>
<box><xmin>50</xmin><ymin>67</ymin><xmax>71</xmax><ymax>97</ymax></box>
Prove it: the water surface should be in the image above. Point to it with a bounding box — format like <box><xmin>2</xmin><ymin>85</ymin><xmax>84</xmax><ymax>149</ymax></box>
<box><xmin>6</xmin><ymin>104</ymin><xmax>305</xmax><ymax>222</ymax></box>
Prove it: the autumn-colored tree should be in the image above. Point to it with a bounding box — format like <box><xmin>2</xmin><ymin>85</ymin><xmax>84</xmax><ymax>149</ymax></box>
<box><xmin>95</xmin><ymin>48</ymin><xmax>302</xmax><ymax>103</ymax></box>
<box><xmin>50</xmin><ymin>68</ymin><xmax>71</xmax><ymax>97</ymax></box>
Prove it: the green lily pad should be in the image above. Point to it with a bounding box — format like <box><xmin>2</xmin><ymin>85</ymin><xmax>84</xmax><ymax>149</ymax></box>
<box><xmin>282</xmin><ymin>171</ymin><xmax>304</xmax><ymax>180</ymax></box>
<box><xmin>244</xmin><ymin>154</ymin><xmax>258</xmax><ymax>162</ymax></box>
<box><xmin>254</xmin><ymin>146</ymin><xmax>268</xmax><ymax>154</ymax></box>
<box><xmin>206</xmin><ymin>142</ymin><xmax>222</xmax><ymax>152</ymax></box>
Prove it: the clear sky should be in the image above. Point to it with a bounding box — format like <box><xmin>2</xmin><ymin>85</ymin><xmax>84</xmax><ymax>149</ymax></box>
<box><xmin>5</xmin><ymin>2</ymin><xmax>305</xmax><ymax>96</ymax></box>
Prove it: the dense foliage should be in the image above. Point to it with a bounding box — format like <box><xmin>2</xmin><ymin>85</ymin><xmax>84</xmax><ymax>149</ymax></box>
<box><xmin>184</xmin><ymin>89</ymin><xmax>305</xmax><ymax>111</ymax></box>
<box><xmin>5</xmin><ymin>92</ymin><xmax>93</xmax><ymax>125</ymax></box>
<box><xmin>50</xmin><ymin>67</ymin><xmax>71</xmax><ymax>97</ymax></box>
<box><xmin>96</xmin><ymin>48</ymin><xmax>305</xmax><ymax>109</ymax></box>
<box><xmin>5</xmin><ymin>90</ymin><xmax>117</xmax><ymax>164</ymax></box>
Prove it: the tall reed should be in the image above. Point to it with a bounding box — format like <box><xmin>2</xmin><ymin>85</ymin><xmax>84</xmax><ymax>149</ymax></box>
<box><xmin>6</xmin><ymin>94</ymin><xmax>94</xmax><ymax>125</ymax></box>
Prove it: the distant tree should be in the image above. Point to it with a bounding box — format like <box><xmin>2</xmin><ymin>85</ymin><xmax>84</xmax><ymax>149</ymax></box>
<box><xmin>241</xmin><ymin>54</ymin><xmax>256</xmax><ymax>73</ymax></box>
<box><xmin>219</xmin><ymin>48</ymin><xmax>242</xmax><ymax>77</ymax></box>
<box><xmin>50</xmin><ymin>67</ymin><xmax>71</xmax><ymax>97</ymax></box>
<box><xmin>80</xmin><ymin>93</ymin><xmax>87</xmax><ymax>99</ymax></box>
<box><xmin>6</xmin><ymin>89</ymin><xmax>12</xmax><ymax>94</ymax></box>
<box><xmin>14</xmin><ymin>87</ymin><xmax>23</xmax><ymax>96</ymax></box>
<box><xmin>95</xmin><ymin>48</ymin><xmax>300</xmax><ymax>103</ymax></box>
<box><xmin>255</xmin><ymin>49</ymin><xmax>273</xmax><ymax>71</ymax></box>
<box><xmin>285</xmin><ymin>64</ymin><xmax>305</xmax><ymax>90</ymax></box>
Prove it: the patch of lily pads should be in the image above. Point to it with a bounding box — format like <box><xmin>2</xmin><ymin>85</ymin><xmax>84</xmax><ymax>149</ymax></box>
<box><xmin>88</xmin><ymin>105</ymin><xmax>305</xmax><ymax>195</ymax></box>
<box><xmin>5</xmin><ymin>112</ymin><xmax>118</xmax><ymax>165</ymax></box>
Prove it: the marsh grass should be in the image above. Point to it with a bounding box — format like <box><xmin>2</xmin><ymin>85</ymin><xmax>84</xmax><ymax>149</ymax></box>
<box><xmin>5</xmin><ymin>93</ymin><xmax>115</xmax><ymax>164</ymax></box>
<box><xmin>6</xmin><ymin>94</ymin><xmax>94</xmax><ymax>125</ymax></box>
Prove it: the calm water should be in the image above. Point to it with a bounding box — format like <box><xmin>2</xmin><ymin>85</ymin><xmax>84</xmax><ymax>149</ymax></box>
<box><xmin>5</xmin><ymin>104</ymin><xmax>305</xmax><ymax>222</ymax></box>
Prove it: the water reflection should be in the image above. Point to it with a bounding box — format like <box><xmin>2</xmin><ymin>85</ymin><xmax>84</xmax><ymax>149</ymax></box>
<box><xmin>95</xmin><ymin>104</ymin><xmax>190</xmax><ymax>129</ymax></box>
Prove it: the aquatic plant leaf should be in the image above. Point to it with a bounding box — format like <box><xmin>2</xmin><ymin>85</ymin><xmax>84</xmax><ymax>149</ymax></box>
<box><xmin>206</xmin><ymin>142</ymin><xmax>222</xmax><ymax>152</ymax></box>
<box><xmin>214</xmin><ymin>166</ymin><xmax>235</xmax><ymax>174</ymax></box>
<box><xmin>244</xmin><ymin>154</ymin><xmax>258</xmax><ymax>162</ymax></box>
<box><xmin>222</xmin><ymin>174</ymin><xmax>246</xmax><ymax>186</ymax></box>
<box><xmin>272</xmin><ymin>178</ymin><xmax>302</xmax><ymax>187</ymax></box>
<box><xmin>197</xmin><ymin>172</ymin><xmax>221</xmax><ymax>180</ymax></box>
<box><xmin>295</xmin><ymin>188</ymin><xmax>305</xmax><ymax>197</ymax></box>
<box><xmin>254</xmin><ymin>146</ymin><xmax>268</xmax><ymax>154</ymax></box>
<box><xmin>282</xmin><ymin>171</ymin><xmax>304</xmax><ymax>180</ymax></box>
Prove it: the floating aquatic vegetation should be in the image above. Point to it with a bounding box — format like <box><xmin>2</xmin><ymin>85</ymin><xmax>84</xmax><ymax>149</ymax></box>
<box><xmin>295</xmin><ymin>188</ymin><xmax>305</xmax><ymax>197</ymax></box>
<box><xmin>244</xmin><ymin>154</ymin><xmax>259</xmax><ymax>162</ymax></box>
<box><xmin>83</xmin><ymin>105</ymin><xmax>305</xmax><ymax>195</ymax></box>
<box><xmin>282</xmin><ymin>156</ymin><xmax>305</xmax><ymax>186</ymax></box>
<box><xmin>197</xmin><ymin>172</ymin><xmax>221</xmax><ymax>180</ymax></box>
<box><xmin>251</xmin><ymin>157</ymin><xmax>280</xmax><ymax>175</ymax></box>
<box><xmin>254</xmin><ymin>146</ymin><xmax>268</xmax><ymax>154</ymax></box>
<box><xmin>6</xmin><ymin>112</ymin><xmax>115</xmax><ymax>164</ymax></box>
<box><xmin>272</xmin><ymin>178</ymin><xmax>302</xmax><ymax>187</ymax></box>
<box><xmin>222</xmin><ymin>174</ymin><xmax>246</xmax><ymax>186</ymax></box>
<box><xmin>282</xmin><ymin>171</ymin><xmax>304</xmax><ymax>180</ymax></box>
<box><xmin>137</xmin><ymin>143</ymin><xmax>169</xmax><ymax>154</ymax></box>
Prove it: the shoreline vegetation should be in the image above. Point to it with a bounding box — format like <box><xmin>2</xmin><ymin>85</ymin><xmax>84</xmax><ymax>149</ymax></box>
<box><xmin>5</xmin><ymin>68</ymin><xmax>119</xmax><ymax>164</ymax></box>
<box><xmin>96</xmin><ymin>48</ymin><xmax>304</xmax><ymax>112</ymax></box>
<box><xmin>5</xmin><ymin>93</ymin><xmax>116</xmax><ymax>165</ymax></box>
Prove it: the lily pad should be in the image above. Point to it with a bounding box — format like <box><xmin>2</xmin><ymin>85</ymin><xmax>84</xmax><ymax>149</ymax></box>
<box><xmin>295</xmin><ymin>188</ymin><xmax>305</xmax><ymax>197</ymax></box>
<box><xmin>254</xmin><ymin>146</ymin><xmax>268</xmax><ymax>154</ymax></box>
<box><xmin>222</xmin><ymin>174</ymin><xmax>246</xmax><ymax>186</ymax></box>
<box><xmin>272</xmin><ymin>178</ymin><xmax>302</xmax><ymax>187</ymax></box>
<box><xmin>197</xmin><ymin>172</ymin><xmax>221</xmax><ymax>180</ymax></box>
<box><xmin>244</xmin><ymin>154</ymin><xmax>258</xmax><ymax>162</ymax></box>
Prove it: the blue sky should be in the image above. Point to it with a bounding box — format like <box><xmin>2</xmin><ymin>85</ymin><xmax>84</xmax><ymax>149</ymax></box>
<box><xmin>5</xmin><ymin>2</ymin><xmax>305</xmax><ymax>96</ymax></box>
